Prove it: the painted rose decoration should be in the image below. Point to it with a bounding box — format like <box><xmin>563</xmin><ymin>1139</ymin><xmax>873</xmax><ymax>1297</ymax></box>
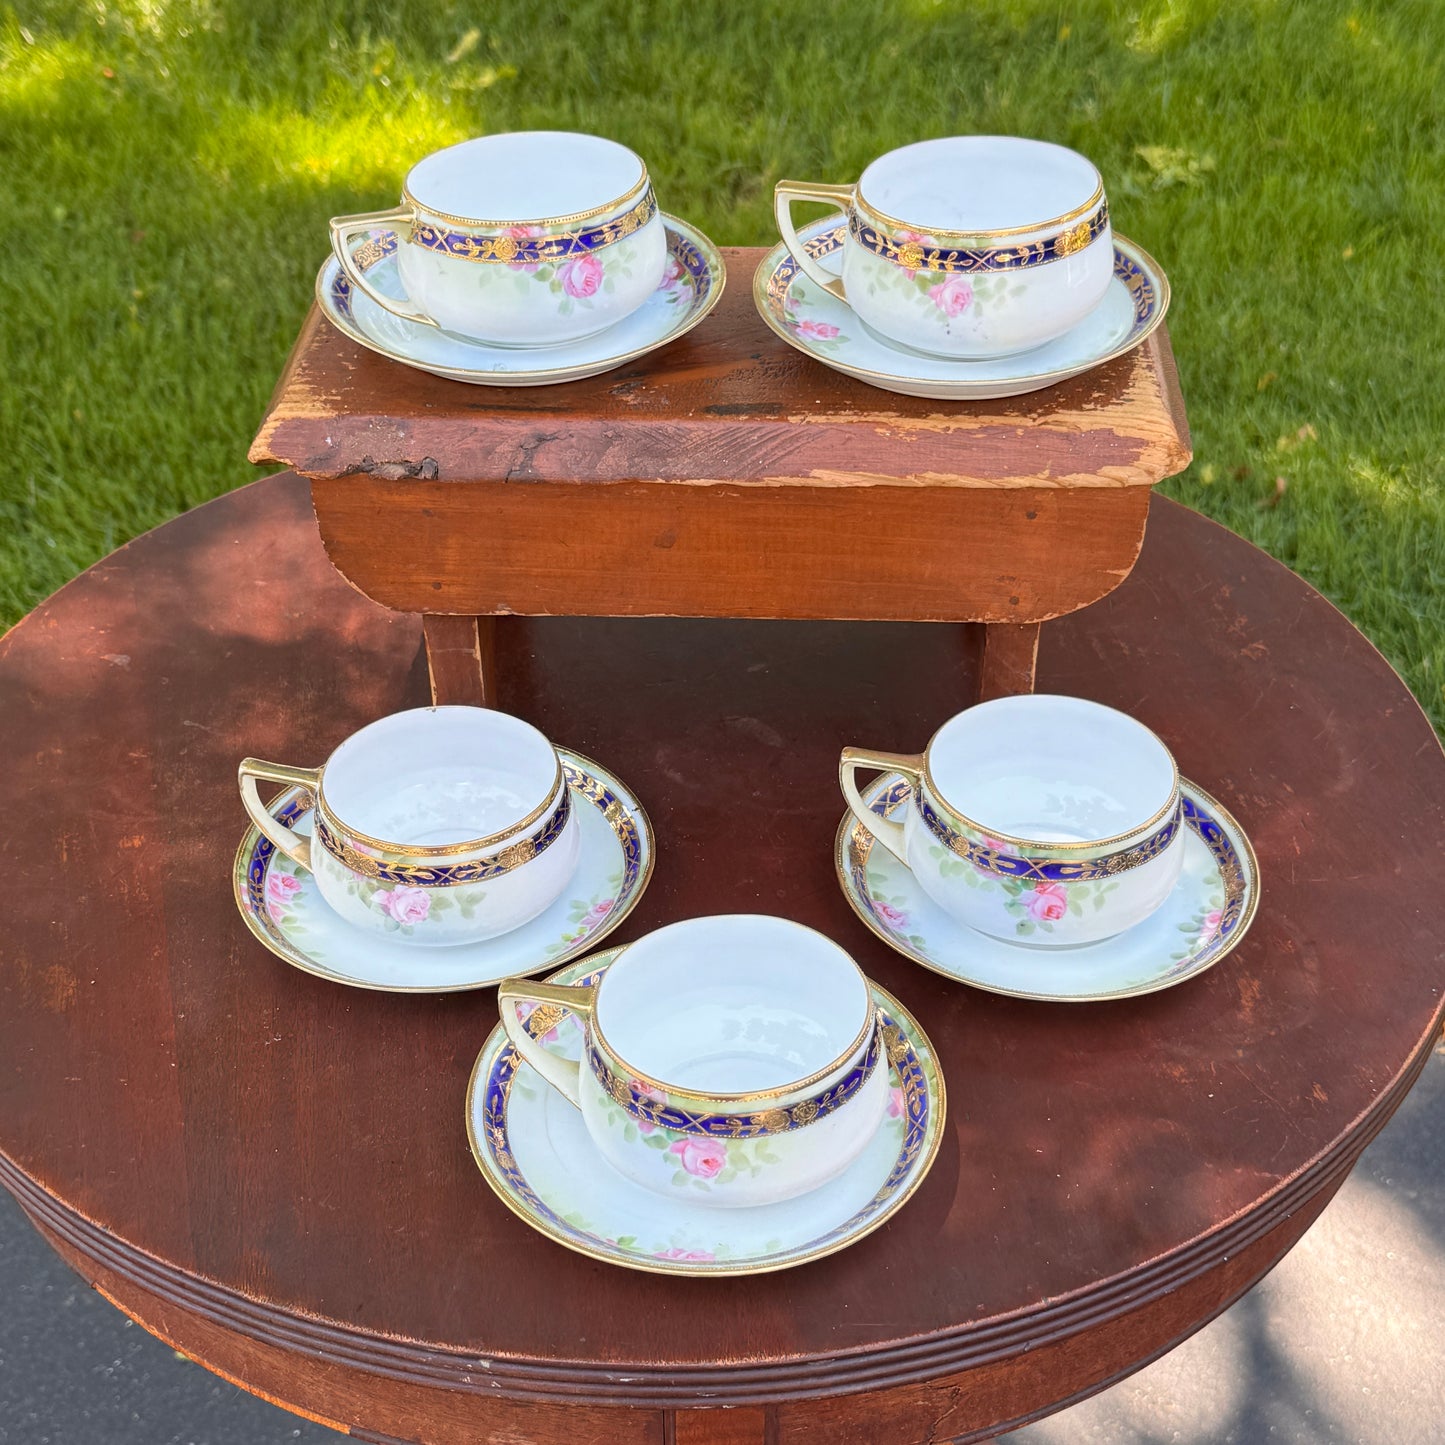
<box><xmin>1023</xmin><ymin>880</ymin><xmax>1069</xmax><ymax>922</ymax></box>
<box><xmin>928</xmin><ymin>275</ymin><xmax>974</xmax><ymax>317</ymax></box>
<box><xmin>266</xmin><ymin>871</ymin><xmax>302</xmax><ymax>922</ymax></box>
<box><xmin>559</xmin><ymin>253</ymin><xmax>604</xmax><ymax>298</ymax></box>
<box><xmin>670</xmin><ymin>1137</ymin><xmax>727</xmax><ymax>1179</ymax></box>
<box><xmin>373</xmin><ymin>884</ymin><xmax>431</xmax><ymax>926</ymax></box>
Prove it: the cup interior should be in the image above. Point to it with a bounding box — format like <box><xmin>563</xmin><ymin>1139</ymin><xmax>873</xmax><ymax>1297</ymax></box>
<box><xmin>595</xmin><ymin>916</ymin><xmax>871</xmax><ymax>1097</ymax></box>
<box><xmin>406</xmin><ymin>131</ymin><xmax>645</xmax><ymax>222</ymax></box>
<box><xmin>320</xmin><ymin>707</ymin><xmax>558</xmax><ymax>849</ymax></box>
<box><xmin>927</xmin><ymin>695</ymin><xmax>1176</xmax><ymax>844</ymax></box>
<box><xmin>859</xmin><ymin>136</ymin><xmax>1100</xmax><ymax>234</ymax></box>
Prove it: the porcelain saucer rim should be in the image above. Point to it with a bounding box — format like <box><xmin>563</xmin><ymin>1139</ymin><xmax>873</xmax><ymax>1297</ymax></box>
<box><xmin>835</xmin><ymin>773</ymin><xmax>1260</xmax><ymax>1003</ymax></box>
<box><xmin>316</xmin><ymin>212</ymin><xmax>726</xmax><ymax>382</ymax></box>
<box><xmin>231</xmin><ymin>747</ymin><xmax>655</xmax><ymax>993</ymax></box>
<box><xmin>465</xmin><ymin>950</ymin><xmax>947</xmax><ymax>1277</ymax></box>
<box><xmin>750</xmin><ymin>222</ymin><xmax>1170</xmax><ymax>392</ymax></box>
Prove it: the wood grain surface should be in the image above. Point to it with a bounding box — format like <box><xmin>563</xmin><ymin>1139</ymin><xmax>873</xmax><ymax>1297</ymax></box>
<box><xmin>0</xmin><ymin>474</ymin><xmax>1439</xmax><ymax>1444</ymax></box>
<box><xmin>249</xmin><ymin>248</ymin><xmax>1189</xmax><ymax>627</ymax></box>
<box><xmin>308</xmin><ymin>477</ymin><xmax>1154</xmax><ymax>624</ymax></box>
<box><xmin>250</xmin><ymin>253</ymin><xmax>1191</xmax><ymax>492</ymax></box>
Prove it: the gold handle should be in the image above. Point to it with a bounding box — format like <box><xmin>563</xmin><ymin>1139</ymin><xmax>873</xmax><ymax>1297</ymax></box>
<box><xmin>329</xmin><ymin>204</ymin><xmax>437</xmax><ymax>327</ymax></box>
<box><xmin>839</xmin><ymin>748</ymin><xmax>923</xmax><ymax>865</ymax></box>
<box><xmin>496</xmin><ymin>978</ymin><xmax>598</xmax><ymax>1109</ymax></box>
<box><xmin>238</xmin><ymin>758</ymin><xmax>320</xmax><ymax>871</ymax></box>
<box><xmin>773</xmin><ymin>179</ymin><xmax>854</xmax><ymax>304</ymax></box>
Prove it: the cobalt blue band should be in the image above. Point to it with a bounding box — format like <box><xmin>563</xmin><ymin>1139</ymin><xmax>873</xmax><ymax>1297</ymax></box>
<box><xmin>584</xmin><ymin>1024</ymin><xmax>884</xmax><ymax>1139</ymax></box>
<box><xmin>314</xmin><ymin>789</ymin><xmax>571</xmax><ymax>887</ymax></box>
<box><xmin>410</xmin><ymin>188</ymin><xmax>657</xmax><ymax>265</ymax></box>
<box><xmin>916</xmin><ymin>791</ymin><xmax>1183</xmax><ymax>883</ymax></box>
<box><xmin>851</xmin><ymin>198</ymin><xmax>1109</xmax><ymax>274</ymax></box>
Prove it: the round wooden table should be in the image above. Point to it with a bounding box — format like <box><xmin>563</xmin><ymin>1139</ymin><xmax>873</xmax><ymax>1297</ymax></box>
<box><xmin>1</xmin><ymin>474</ymin><xmax>1440</xmax><ymax>1445</ymax></box>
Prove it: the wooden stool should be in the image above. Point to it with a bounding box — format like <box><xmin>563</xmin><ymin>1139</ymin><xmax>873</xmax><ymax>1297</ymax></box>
<box><xmin>251</xmin><ymin>246</ymin><xmax>1191</xmax><ymax>707</ymax></box>
<box><xmin>1</xmin><ymin>476</ymin><xmax>1440</xmax><ymax>1443</ymax></box>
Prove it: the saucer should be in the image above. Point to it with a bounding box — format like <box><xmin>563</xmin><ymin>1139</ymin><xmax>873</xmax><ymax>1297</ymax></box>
<box><xmin>317</xmin><ymin>215</ymin><xmax>724</xmax><ymax>386</ymax></box>
<box><xmin>233</xmin><ymin>749</ymin><xmax>653</xmax><ymax>992</ymax></box>
<box><xmin>753</xmin><ymin>217</ymin><xmax>1170</xmax><ymax>399</ymax></box>
<box><xmin>467</xmin><ymin>951</ymin><xmax>946</xmax><ymax>1276</ymax></box>
<box><xmin>837</xmin><ymin>775</ymin><xmax>1259</xmax><ymax>1002</ymax></box>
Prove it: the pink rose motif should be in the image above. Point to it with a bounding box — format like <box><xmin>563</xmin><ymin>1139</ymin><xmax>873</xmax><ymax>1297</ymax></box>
<box><xmin>1202</xmin><ymin>909</ymin><xmax>1223</xmax><ymax>935</ymax></box>
<box><xmin>928</xmin><ymin>275</ymin><xmax>974</xmax><ymax>318</ymax></box>
<box><xmin>374</xmin><ymin>885</ymin><xmax>431</xmax><ymax>926</ymax></box>
<box><xmin>873</xmin><ymin>900</ymin><xmax>908</xmax><ymax>931</ymax></box>
<box><xmin>670</xmin><ymin>1137</ymin><xmax>727</xmax><ymax>1179</ymax></box>
<box><xmin>888</xmin><ymin>1086</ymin><xmax>906</xmax><ymax>1119</ymax></box>
<box><xmin>1024</xmin><ymin>881</ymin><xmax>1069</xmax><ymax>923</ymax></box>
<box><xmin>796</xmin><ymin>318</ymin><xmax>840</xmax><ymax>340</ymax></box>
<box><xmin>505</xmin><ymin>224</ymin><xmax>544</xmax><ymax>273</ymax></box>
<box><xmin>653</xmin><ymin>1247</ymin><xmax>715</xmax><ymax>1261</ymax></box>
<box><xmin>559</xmin><ymin>253</ymin><xmax>603</xmax><ymax>298</ymax></box>
<box><xmin>266</xmin><ymin>872</ymin><xmax>302</xmax><ymax>921</ymax></box>
<box><xmin>628</xmin><ymin>1076</ymin><xmax>667</xmax><ymax>1134</ymax></box>
<box><xmin>581</xmin><ymin>897</ymin><xmax>615</xmax><ymax>932</ymax></box>
<box><xmin>656</xmin><ymin>255</ymin><xmax>684</xmax><ymax>290</ymax></box>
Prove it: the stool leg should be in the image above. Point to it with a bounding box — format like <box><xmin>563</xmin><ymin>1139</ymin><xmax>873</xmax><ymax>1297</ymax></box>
<box><xmin>978</xmin><ymin>621</ymin><xmax>1040</xmax><ymax>701</ymax></box>
<box><xmin>422</xmin><ymin>615</ymin><xmax>497</xmax><ymax>707</ymax></box>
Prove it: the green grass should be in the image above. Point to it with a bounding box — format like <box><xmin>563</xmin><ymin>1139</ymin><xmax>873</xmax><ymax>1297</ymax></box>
<box><xmin>2</xmin><ymin>1</ymin><xmax>1442</xmax><ymax>726</ymax></box>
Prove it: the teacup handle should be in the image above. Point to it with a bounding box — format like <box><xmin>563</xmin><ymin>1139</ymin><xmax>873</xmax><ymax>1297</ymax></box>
<box><xmin>773</xmin><ymin>179</ymin><xmax>854</xmax><ymax>304</ymax></box>
<box><xmin>496</xmin><ymin>979</ymin><xmax>598</xmax><ymax>1110</ymax></box>
<box><xmin>839</xmin><ymin>748</ymin><xmax>924</xmax><ymax>865</ymax></box>
<box><xmin>238</xmin><ymin>758</ymin><xmax>320</xmax><ymax>872</ymax></box>
<box><xmin>329</xmin><ymin>205</ymin><xmax>438</xmax><ymax>328</ymax></box>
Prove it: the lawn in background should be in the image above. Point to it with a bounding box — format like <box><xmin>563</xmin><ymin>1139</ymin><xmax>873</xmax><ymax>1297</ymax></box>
<box><xmin>2</xmin><ymin>0</ymin><xmax>1442</xmax><ymax>726</ymax></box>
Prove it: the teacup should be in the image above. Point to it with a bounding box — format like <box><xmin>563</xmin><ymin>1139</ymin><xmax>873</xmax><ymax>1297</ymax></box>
<box><xmin>238</xmin><ymin>706</ymin><xmax>580</xmax><ymax>947</ymax></box>
<box><xmin>775</xmin><ymin>136</ymin><xmax>1113</xmax><ymax>359</ymax></box>
<box><xmin>331</xmin><ymin>131</ymin><xmax>668</xmax><ymax>346</ymax></box>
<box><xmin>498</xmin><ymin>916</ymin><xmax>888</xmax><ymax>1208</ymax></box>
<box><xmin>841</xmin><ymin>695</ymin><xmax>1184</xmax><ymax>948</ymax></box>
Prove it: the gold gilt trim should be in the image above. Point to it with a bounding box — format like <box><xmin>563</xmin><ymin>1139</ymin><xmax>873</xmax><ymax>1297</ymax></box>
<box><xmin>750</xmin><ymin>229</ymin><xmax>1171</xmax><ymax>397</ymax></box>
<box><xmin>585</xmin><ymin>922</ymin><xmax>879</xmax><ymax>1106</ymax></box>
<box><xmin>409</xmin><ymin>188</ymin><xmax>656</xmax><ymax>266</ymax></box>
<box><xmin>856</xmin><ymin>171</ymin><xmax>1104</xmax><ymax>243</ymax></box>
<box><xmin>834</xmin><ymin>774</ymin><xmax>1261</xmax><ymax>1005</ymax></box>
<box><xmin>919</xmin><ymin>716</ymin><xmax>1180</xmax><ymax>853</ymax></box>
<box><xmin>317</xmin><ymin>754</ymin><xmax>563</xmax><ymax>857</ymax></box>
<box><xmin>231</xmin><ymin>748</ymin><xmax>657</xmax><ymax>996</ymax></box>
<box><xmin>463</xmin><ymin>957</ymin><xmax>948</xmax><ymax>1279</ymax></box>
<box><xmin>316</xmin><ymin>214</ymin><xmax>727</xmax><ymax>387</ymax></box>
<box><xmin>403</xmin><ymin>163</ymin><xmax>650</xmax><ymax>231</ymax></box>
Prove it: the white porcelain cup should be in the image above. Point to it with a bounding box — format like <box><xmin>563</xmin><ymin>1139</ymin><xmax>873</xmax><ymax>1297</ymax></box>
<box><xmin>330</xmin><ymin>131</ymin><xmax>669</xmax><ymax>346</ymax></box>
<box><xmin>238</xmin><ymin>707</ymin><xmax>580</xmax><ymax>946</ymax></box>
<box><xmin>775</xmin><ymin>136</ymin><xmax>1113</xmax><ymax>359</ymax></box>
<box><xmin>498</xmin><ymin>916</ymin><xmax>889</xmax><ymax>1208</ymax></box>
<box><xmin>841</xmin><ymin>695</ymin><xmax>1185</xmax><ymax>947</ymax></box>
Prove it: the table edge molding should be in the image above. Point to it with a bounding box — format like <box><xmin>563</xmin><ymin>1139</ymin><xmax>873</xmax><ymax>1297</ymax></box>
<box><xmin>1</xmin><ymin>1020</ymin><xmax>1434</xmax><ymax>1409</ymax></box>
